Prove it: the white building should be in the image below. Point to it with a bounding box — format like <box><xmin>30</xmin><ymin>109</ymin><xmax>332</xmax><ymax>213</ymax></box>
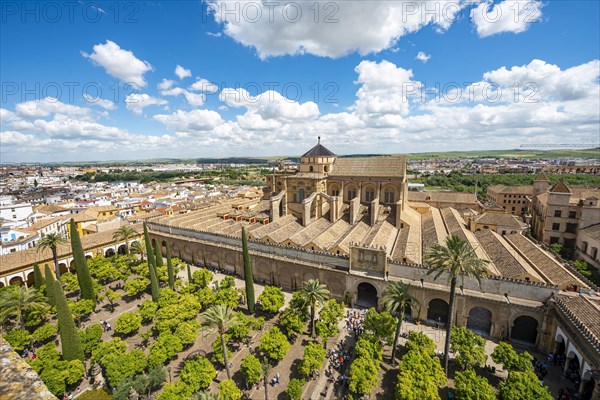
<box><xmin>0</xmin><ymin>202</ymin><xmax>33</xmax><ymax>222</ymax></box>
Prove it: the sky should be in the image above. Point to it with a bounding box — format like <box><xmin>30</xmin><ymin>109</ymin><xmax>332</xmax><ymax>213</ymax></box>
<box><xmin>1</xmin><ymin>0</ymin><xmax>599</xmax><ymax>162</ymax></box>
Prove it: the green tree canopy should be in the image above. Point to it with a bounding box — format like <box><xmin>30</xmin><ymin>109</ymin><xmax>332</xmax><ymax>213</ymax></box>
<box><xmin>454</xmin><ymin>369</ymin><xmax>497</xmax><ymax>400</ymax></box>
<box><xmin>450</xmin><ymin>326</ymin><xmax>487</xmax><ymax>370</ymax></box>
<box><xmin>259</xmin><ymin>326</ymin><xmax>291</xmax><ymax>361</ymax></box>
<box><xmin>257</xmin><ymin>286</ymin><xmax>285</xmax><ymax>314</ymax></box>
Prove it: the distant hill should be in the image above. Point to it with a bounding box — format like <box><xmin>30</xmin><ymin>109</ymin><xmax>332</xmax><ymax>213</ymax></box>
<box><xmin>4</xmin><ymin>148</ymin><xmax>598</xmax><ymax>167</ymax></box>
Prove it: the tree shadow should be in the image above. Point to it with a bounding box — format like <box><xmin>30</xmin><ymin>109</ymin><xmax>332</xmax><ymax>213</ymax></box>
<box><xmin>376</xmin><ymin>365</ymin><xmax>398</xmax><ymax>400</ymax></box>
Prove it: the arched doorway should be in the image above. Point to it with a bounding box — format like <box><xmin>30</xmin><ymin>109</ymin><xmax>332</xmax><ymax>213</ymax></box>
<box><xmin>555</xmin><ymin>334</ymin><xmax>566</xmax><ymax>356</ymax></box>
<box><xmin>427</xmin><ymin>298</ymin><xmax>449</xmax><ymax>325</ymax></box>
<box><xmin>60</xmin><ymin>263</ymin><xmax>69</xmax><ymax>275</ymax></box>
<box><xmin>356</xmin><ymin>282</ymin><xmax>378</xmax><ymax>309</ymax></box>
<box><xmin>0</xmin><ymin>281</ymin><xmax>5</xmax><ymax>288</ymax></box>
<box><xmin>26</xmin><ymin>272</ymin><xmax>35</xmax><ymax>287</ymax></box>
<box><xmin>9</xmin><ymin>276</ymin><xmax>24</xmax><ymax>286</ymax></box>
<box><xmin>565</xmin><ymin>352</ymin><xmax>581</xmax><ymax>385</ymax></box>
<box><xmin>105</xmin><ymin>248</ymin><xmax>116</xmax><ymax>257</ymax></box>
<box><xmin>467</xmin><ymin>307</ymin><xmax>492</xmax><ymax>336</ymax></box>
<box><xmin>117</xmin><ymin>244</ymin><xmax>127</xmax><ymax>255</ymax></box>
<box><xmin>510</xmin><ymin>315</ymin><xmax>538</xmax><ymax>345</ymax></box>
<box><xmin>581</xmin><ymin>375</ymin><xmax>595</xmax><ymax>400</ymax></box>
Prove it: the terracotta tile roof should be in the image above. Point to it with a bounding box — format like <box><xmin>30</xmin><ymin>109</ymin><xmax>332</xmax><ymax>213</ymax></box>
<box><xmin>535</xmin><ymin>173</ymin><xmax>549</xmax><ymax>182</ymax></box>
<box><xmin>555</xmin><ymin>295</ymin><xmax>600</xmax><ymax>356</ymax></box>
<box><xmin>330</xmin><ymin>157</ymin><xmax>406</xmax><ymax>178</ymax></box>
<box><xmin>35</xmin><ymin>204</ymin><xmax>68</xmax><ymax>215</ymax></box>
<box><xmin>551</xmin><ymin>181</ymin><xmax>571</xmax><ymax>194</ymax></box>
<box><xmin>25</xmin><ymin>216</ymin><xmax>68</xmax><ymax>231</ymax></box>
<box><xmin>487</xmin><ymin>184</ymin><xmax>533</xmax><ymax>195</ymax></box>
<box><xmin>473</xmin><ymin>212</ymin><xmax>528</xmax><ymax>228</ymax></box>
<box><xmin>0</xmin><ymin>225</ymin><xmax>142</xmax><ymax>275</ymax></box>
<box><xmin>579</xmin><ymin>223</ymin><xmax>600</xmax><ymax>241</ymax></box>
<box><xmin>505</xmin><ymin>234</ymin><xmax>587</xmax><ymax>290</ymax></box>
<box><xmin>72</xmin><ymin>211</ymin><xmax>97</xmax><ymax>223</ymax></box>
<box><xmin>474</xmin><ymin>230</ymin><xmax>540</xmax><ymax>280</ymax></box>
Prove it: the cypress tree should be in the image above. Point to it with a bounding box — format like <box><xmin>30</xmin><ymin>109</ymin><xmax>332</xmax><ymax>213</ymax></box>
<box><xmin>143</xmin><ymin>223</ymin><xmax>160</xmax><ymax>302</ymax></box>
<box><xmin>44</xmin><ymin>264</ymin><xmax>56</xmax><ymax>307</ymax></box>
<box><xmin>153</xmin><ymin>239</ymin><xmax>164</xmax><ymax>267</ymax></box>
<box><xmin>242</xmin><ymin>227</ymin><xmax>255</xmax><ymax>314</ymax></box>
<box><xmin>187</xmin><ymin>264</ymin><xmax>193</xmax><ymax>283</ymax></box>
<box><xmin>69</xmin><ymin>219</ymin><xmax>96</xmax><ymax>303</ymax></box>
<box><xmin>53</xmin><ymin>280</ymin><xmax>84</xmax><ymax>361</ymax></box>
<box><xmin>166</xmin><ymin>244</ymin><xmax>175</xmax><ymax>290</ymax></box>
<box><xmin>143</xmin><ymin>223</ymin><xmax>156</xmax><ymax>269</ymax></box>
<box><xmin>33</xmin><ymin>264</ymin><xmax>43</xmax><ymax>290</ymax></box>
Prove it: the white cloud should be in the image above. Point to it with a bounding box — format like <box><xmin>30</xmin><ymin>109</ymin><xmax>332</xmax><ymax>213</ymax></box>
<box><xmin>153</xmin><ymin>109</ymin><xmax>224</xmax><ymax>132</ymax></box>
<box><xmin>82</xmin><ymin>40</ymin><xmax>153</xmax><ymax>88</ymax></box>
<box><xmin>83</xmin><ymin>94</ymin><xmax>116</xmax><ymax>110</ymax></box>
<box><xmin>160</xmin><ymin>87</ymin><xmax>206</xmax><ymax>107</ymax></box>
<box><xmin>219</xmin><ymin>88</ymin><xmax>319</xmax><ymax>121</ymax></box>
<box><xmin>125</xmin><ymin>94</ymin><xmax>168</xmax><ymax>116</ymax></box>
<box><xmin>352</xmin><ymin>60</ymin><xmax>420</xmax><ymax>119</ymax></box>
<box><xmin>188</xmin><ymin>78</ymin><xmax>219</xmax><ymax>93</ymax></box>
<box><xmin>471</xmin><ymin>0</ymin><xmax>543</xmax><ymax>38</ymax></box>
<box><xmin>33</xmin><ymin>114</ymin><xmax>128</xmax><ymax>140</ymax></box>
<box><xmin>15</xmin><ymin>97</ymin><xmax>92</xmax><ymax>119</ymax></box>
<box><xmin>416</xmin><ymin>51</ymin><xmax>431</xmax><ymax>63</ymax></box>
<box><xmin>175</xmin><ymin>65</ymin><xmax>192</xmax><ymax>79</ymax></box>
<box><xmin>207</xmin><ymin>0</ymin><xmax>469</xmax><ymax>58</ymax></box>
<box><xmin>158</xmin><ymin>79</ymin><xmax>176</xmax><ymax>90</ymax></box>
<box><xmin>1</xmin><ymin>130</ymin><xmax>36</xmax><ymax>145</ymax></box>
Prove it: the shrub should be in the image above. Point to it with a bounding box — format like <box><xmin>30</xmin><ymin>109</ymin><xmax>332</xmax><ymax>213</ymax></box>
<box><xmin>241</xmin><ymin>354</ymin><xmax>262</xmax><ymax>386</ymax></box>
<box><xmin>174</xmin><ymin>319</ymin><xmax>200</xmax><ymax>346</ymax></box>
<box><xmin>79</xmin><ymin>324</ymin><xmax>103</xmax><ymax>355</ymax></box>
<box><xmin>3</xmin><ymin>329</ymin><xmax>32</xmax><ymax>351</ymax></box>
<box><xmin>180</xmin><ymin>356</ymin><xmax>216</xmax><ymax>392</ymax></box>
<box><xmin>115</xmin><ymin>312</ymin><xmax>142</xmax><ymax>336</ymax></box>
<box><xmin>286</xmin><ymin>378</ymin><xmax>305</xmax><ymax>400</ymax></box>
<box><xmin>259</xmin><ymin>326</ymin><xmax>290</xmax><ymax>361</ymax></box>
<box><xmin>32</xmin><ymin>324</ymin><xmax>58</xmax><ymax>344</ymax></box>
<box><xmin>124</xmin><ymin>278</ymin><xmax>149</xmax><ymax>297</ymax></box>
<box><xmin>219</xmin><ymin>379</ymin><xmax>242</xmax><ymax>400</ymax></box>
<box><xmin>257</xmin><ymin>286</ymin><xmax>285</xmax><ymax>314</ymax></box>
<box><xmin>139</xmin><ymin>299</ymin><xmax>159</xmax><ymax>322</ymax></box>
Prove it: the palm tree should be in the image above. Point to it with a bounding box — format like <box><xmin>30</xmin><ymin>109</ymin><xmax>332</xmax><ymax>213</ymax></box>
<box><xmin>382</xmin><ymin>281</ymin><xmax>418</xmax><ymax>366</ymax></box>
<box><xmin>37</xmin><ymin>233</ymin><xmax>66</xmax><ymax>280</ymax></box>
<box><xmin>112</xmin><ymin>225</ymin><xmax>137</xmax><ymax>255</ymax></box>
<box><xmin>0</xmin><ymin>285</ymin><xmax>48</xmax><ymax>329</ymax></box>
<box><xmin>196</xmin><ymin>392</ymin><xmax>222</xmax><ymax>400</ymax></box>
<box><xmin>130</xmin><ymin>239</ymin><xmax>146</xmax><ymax>262</ymax></box>
<box><xmin>300</xmin><ymin>279</ymin><xmax>330</xmax><ymax>338</ymax></box>
<box><xmin>261</xmin><ymin>358</ymin><xmax>272</xmax><ymax>400</ymax></box>
<box><xmin>201</xmin><ymin>305</ymin><xmax>241</xmax><ymax>379</ymax></box>
<box><xmin>424</xmin><ymin>235</ymin><xmax>489</xmax><ymax>376</ymax></box>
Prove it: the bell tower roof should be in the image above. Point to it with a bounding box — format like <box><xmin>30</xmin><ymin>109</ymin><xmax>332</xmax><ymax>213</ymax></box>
<box><xmin>301</xmin><ymin>137</ymin><xmax>335</xmax><ymax>157</ymax></box>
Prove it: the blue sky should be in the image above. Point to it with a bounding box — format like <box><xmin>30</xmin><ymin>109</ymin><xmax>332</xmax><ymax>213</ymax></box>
<box><xmin>1</xmin><ymin>0</ymin><xmax>599</xmax><ymax>162</ymax></box>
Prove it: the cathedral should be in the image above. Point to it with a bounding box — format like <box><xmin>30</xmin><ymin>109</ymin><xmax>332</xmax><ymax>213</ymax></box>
<box><xmin>267</xmin><ymin>137</ymin><xmax>408</xmax><ymax>228</ymax></box>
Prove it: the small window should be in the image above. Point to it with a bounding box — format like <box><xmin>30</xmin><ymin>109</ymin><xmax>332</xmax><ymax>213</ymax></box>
<box><xmin>309</xmin><ymin>166</ymin><xmax>314</xmax><ymax>172</ymax></box>
<box><xmin>568</xmin><ymin>211</ymin><xmax>576</xmax><ymax>219</ymax></box>
<box><xmin>365</xmin><ymin>190</ymin><xmax>375</xmax><ymax>202</ymax></box>
<box><xmin>348</xmin><ymin>189</ymin><xmax>357</xmax><ymax>200</ymax></box>
<box><xmin>552</xmin><ymin>223</ymin><xmax>560</xmax><ymax>231</ymax></box>
<box><xmin>550</xmin><ymin>237</ymin><xmax>560</xmax><ymax>244</ymax></box>
<box><xmin>554</xmin><ymin>210</ymin><xmax>562</xmax><ymax>218</ymax></box>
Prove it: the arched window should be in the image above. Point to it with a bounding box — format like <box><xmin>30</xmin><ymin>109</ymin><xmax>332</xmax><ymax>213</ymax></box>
<box><xmin>384</xmin><ymin>190</ymin><xmax>395</xmax><ymax>203</ymax></box>
<box><xmin>347</xmin><ymin>188</ymin><xmax>357</xmax><ymax>200</ymax></box>
<box><xmin>365</xmin><ymin>189</ymin><xmax>375</xmax><ymax>202</ymax></box>
<box><xmin>299</xmin><ymin>189</ymin><xmax>305</xmax><ymax>202</ymax></box>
